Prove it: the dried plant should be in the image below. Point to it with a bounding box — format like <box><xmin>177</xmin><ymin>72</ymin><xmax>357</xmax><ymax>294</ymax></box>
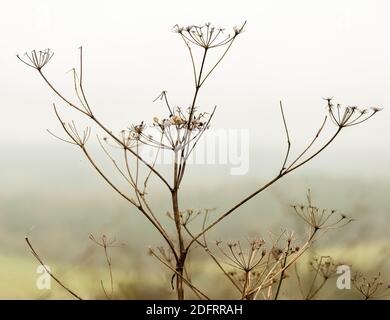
<box><xmin>352</xmin><ymin>272</ymin><xmax>390</xmax><ymax>300</ymax></box>
<box><xmin>89</xmin><ymin>234</ymin><xmax>123</xmax><ymax>299</ymax></box>
<box><xmin>185</xmin><ymin>192</ymin><xmax>353</xmax><ymax>300</ymax></box>
<box><xmin>295</xmin><ymin>255</ymin><xmax>341</xmax><ymax>300</ymax></box>
<box><xmin>19</xmin><ymin>22</ymin><xmax>384</xmax><ymax>300</ymax></box>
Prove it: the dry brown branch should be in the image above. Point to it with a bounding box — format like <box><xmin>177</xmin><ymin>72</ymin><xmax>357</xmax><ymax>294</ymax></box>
<box><xmin>25</xmin><ymin>235</ymin><xmax>83</xmax><ymax>300</ymax></box>
<box><xmin>18</xmin><ymin>21</ymin><xmax>383</xmax><ymax>300</ymax></box>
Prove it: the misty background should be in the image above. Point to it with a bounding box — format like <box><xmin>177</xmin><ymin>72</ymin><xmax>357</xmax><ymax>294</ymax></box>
<box><xmin>0</xmin><ymin>0</ymin><xmax>389</xmax><ymax>298</ymax></box>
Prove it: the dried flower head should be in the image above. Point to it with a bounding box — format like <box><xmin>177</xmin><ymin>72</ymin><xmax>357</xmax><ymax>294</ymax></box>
<box><xmin>129</xmin><ymin>122</ymin><xmax>146</xmax><ymax>140</ymax></box>
<box><xmin>325</xmin><ymin>98</ymin><xmax>382</xmax><ymax>128</ymax></box>
<box><xmin>89</xmin><ymin>233</ymin><xmax>123</xmax><ymax>248</ymax></box>
<box><xmin>291</xmin><ymin>190</ymin><xmax>353</xmax><ymax>233</ymax></box>
<box><xmin>352</xmin><ymin>272</ymin><xmax>390</xmax><ymax>300</ymax></box>
<box><xmin>17</xmin><ymin>49</ymin><xmax>54</xmax><ymax>70</ymax></box>
<box><xmin>216</xmin><ymin>238</ymin><xmax>266</xmax><ymax>272</ymax></box>
<box><xmin>173</xmin><ymin>22</ymin><xmax>246</xmax><ymax>49</ymax></box>
<box><xmin>309</xmin><ymin>256</ymin><xmax>339</xmax><ymax>280</ymax></box>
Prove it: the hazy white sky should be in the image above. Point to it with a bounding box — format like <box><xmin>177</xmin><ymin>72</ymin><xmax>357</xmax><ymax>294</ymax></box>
<box><xmin>1</xmin><ymin>0</ymin><xmax>389</xmax><ymax>161</ymax></box>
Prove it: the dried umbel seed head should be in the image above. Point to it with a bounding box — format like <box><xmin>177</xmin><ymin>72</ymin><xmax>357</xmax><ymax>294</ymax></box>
<box><xmin>17</xmin><ymin>48</ymin><xmax>54</xmax><ymax>70</ymax></box>
<box><xmin>215</xmin><ymin>238</ymin><xmax>268</xmax><ymax>272</ymax></box>
<box><xmin>309</xmin><ymin>256</ymin><xmax>338</xmax><ymax>279</ymax></box>
<box><xmin>129</xmin><ymin>122</ymin><xmax>146</xmax><ymax>139</ymax></box>
<box><xmin>325</xmin><ymin>98</ymin><xmax>382</xmax><ymax>128</ymax></box>
<box><xmin>170</xmin><ymin>115</ymin><xmax>186</xmax><ymax>125</ymax></box>
<box><xmin>291</xmin><ymin>191</ymin><xmax>353</xmax><ymax>232</ymax></box>
<box><xmin>89</xmin><ymin>233</ymin><xmax>121</xmax><ymax>248</ymax></box>
<box><xmin>352</xmin><ymin>272</ymin><xmax>390</xmax><ymax>299</ymax></box>
<box><xmin>173</xmin><ymin>22</ymin><xmax>246</xmax><ymax>49</ymax></box>
<box><xmin>249</xmin><ymin>237</ymin><xmax>265</xmax><ymax>247</ymax></box>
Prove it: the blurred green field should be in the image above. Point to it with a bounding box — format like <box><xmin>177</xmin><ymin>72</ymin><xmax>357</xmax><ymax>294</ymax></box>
<box><xmin>0</xmin><ymin>146</ymin><xmax>389</xmax><ymax>299</ymax></box>
<box><xmin>1</xmin><ymin>241</ymin><xmax>389</xmax><ymax>299</ymax></box>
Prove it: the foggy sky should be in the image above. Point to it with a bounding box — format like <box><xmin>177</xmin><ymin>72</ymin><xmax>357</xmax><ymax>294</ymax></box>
<box><xmin>1</xmin><ymin>0</ymin><xmax>389</xmax><ymax>174</ymax></box>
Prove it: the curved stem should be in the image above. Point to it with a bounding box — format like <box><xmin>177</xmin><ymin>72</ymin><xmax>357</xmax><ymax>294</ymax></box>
<box><xmin>186</xmin><ymin>128</ymin><xmax>342</xmax><ymax>251</ymax></box>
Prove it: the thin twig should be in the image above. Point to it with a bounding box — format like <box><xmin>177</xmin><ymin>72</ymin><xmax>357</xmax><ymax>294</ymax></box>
<box><xmin>25</xmin><ymin>236</ymin><xmax>83</xmax><ymax>300</ymax></box>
